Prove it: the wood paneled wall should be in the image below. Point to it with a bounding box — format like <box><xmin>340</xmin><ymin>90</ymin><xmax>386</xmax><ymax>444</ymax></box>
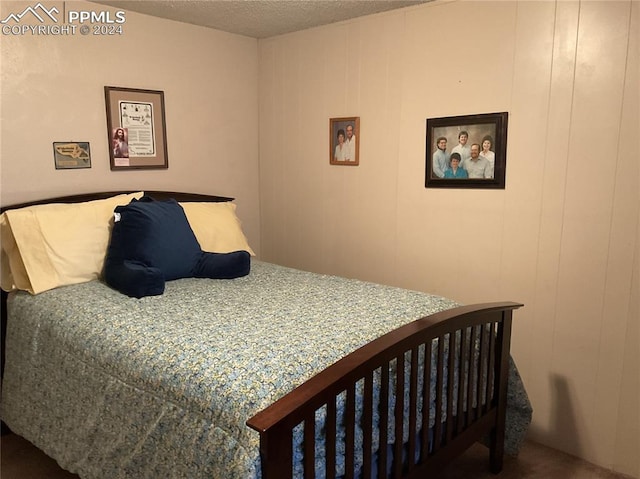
<box><xmin>258</xmin><ymin>1</ymin><xmax>639</xmax><ymax>476</ymax></box>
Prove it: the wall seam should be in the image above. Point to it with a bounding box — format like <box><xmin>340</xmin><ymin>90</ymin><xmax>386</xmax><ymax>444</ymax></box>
<box><xmin>548</xmin><ymin>0</ymin><xmax>581</xmax><ymax>370</ymax></box>
<box><xmin>611</xmin><ymin>1</ymin><xmax>639</xmax><ymax>474</ymax></box>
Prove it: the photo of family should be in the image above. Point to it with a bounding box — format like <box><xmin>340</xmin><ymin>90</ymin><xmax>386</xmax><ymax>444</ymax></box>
<box><xmin>425</xmin><ymin>112</ymin><xmax>508</xmax><ymax>189</ymax></box>
<box><xmin>330</xmin><ymin>117</ymin><xmax>359</xmax><ymax>166</ymax></box>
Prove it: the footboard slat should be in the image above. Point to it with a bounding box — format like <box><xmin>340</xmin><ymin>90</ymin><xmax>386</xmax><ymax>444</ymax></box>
<box><xmin>345</xmin><ymin>383</ymin><xmax>356</xmax><ymax>479</ymax></box>
<box><xmin>456</xmin><ymin>327</ymin><xmax>469</xmax><ymax>436</ymax></box>
<box><xmin>378</xmin><ymin>364</ymin><xmax>390</xmax><ymax>479</ymax></box>
<box><xmin>420</xmin><ymin>340</ymin><xmax>432</xmax><ymax>461</ymax></box>
<box><xmin>486</xmin><ymin>323</ymin><xmax>497</xmax><ymax>416</ymax></box>
<box><xmin>407</xmin><ymin>346</ymin><xmax>419</xmax><ymax>473</ymax></box>
<box><xmin>433</xmin><ymin>334</ymin><xmax>445</xmax><ymax>453</ymax></box>
<box><xmin>477</xmin><ymin>324</ymin><xmax>488</xmax><ymax>421</ymax></box>
<box><xmin>362</xmin><ymin>372</ymin><xmax>374</xmax><ymax>479</ymax></box>
<box><xmin>445</xmin><ymin>332</ymin><xmax>456</xmax><ymax>444</ymax></box>
<box><xmin>466</xmin><ymin>326</ymin><xmax>478</xmax><ymax>426</ymax></box>
<box><xmin>326</xmin><ymin>398</ymin><xmax>337</xmax><ymax>479</ymax></box>
<box><xmin>393</xmin><ymin>353</ymin><xmax>405</xmax><ymax>479</ymax></box>
<box><xmin>304</xmin><ymin>411</ymin><xmax>315</xmax><ymax>479</ymax></box>
<box><xmin>247</xmin><ymin>302</ymin><xmax>522</xmax><ymax>479</ymax></box>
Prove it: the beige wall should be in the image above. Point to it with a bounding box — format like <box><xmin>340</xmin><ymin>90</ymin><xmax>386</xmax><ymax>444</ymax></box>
<box><xmin>259</xmin><ymin>1</ymin><xmax>638</xmax><ymax>476</ymax></box>
<box><xmin>0</xmin><ymin>1</ymin><xmax>261</xmax><ymax>253</ymax></box>
<box><xmin>1</xmin><ymin>0</ymin><xmax>637</xmax><ymax>475</ymax></box>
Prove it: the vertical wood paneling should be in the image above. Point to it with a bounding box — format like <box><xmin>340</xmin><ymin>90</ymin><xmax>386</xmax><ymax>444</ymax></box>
<box><xmin>344</xmin><ymin>13</ymin><xmax>404</xmax><ymax>284</ymax></box>
<box><xmin>591</xmin><ymin>0</ymin><xmax>639</xmax><ymax>464</ymax></box>
<box><xmin>499</xmin><ymin>1</ymin><xmax>555</xmax><ymax>374</ymax></box>
<box><xmin>614</xmin><ymin>202</ymin><xmax>639</xmax><ymax>474</ymax></box>
<box><xmin>394</xmin><ymin>1</ymin><xmax>517</xmax><ymax>301</ymax></box>
<box><xmin>258</xmin><ymin>1</ymin><xmax>639</xmax><ymax>475</ymax></box>
<box><xmin>551</xmin><ymin>0</ymin><xmax>631</xmax><ymax>461</ymax></box>
<box><xmin>259</xmin><ymin>40</ymin><xmax>287</xmax><ymax>263</ymax></box>
<box><xmin>609</xmin><ymin>2</ymin><xmax>639</xmax><ymax>475</ymax></box>
<box><xmin>295</xmin><ymin>30</ymin><xmax>330</xmax><ymax>271</ymax></box>
<box><xmin>528</xmin><ymin>0</ymin><xmax>580</xmax><ymax>446</ymax></box>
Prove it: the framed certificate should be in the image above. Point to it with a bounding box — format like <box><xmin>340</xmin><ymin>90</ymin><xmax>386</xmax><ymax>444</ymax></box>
<box><xmin>105</xmin><ymin>86</ymin><xmax>169</xmax><ymax>170</ymax></box>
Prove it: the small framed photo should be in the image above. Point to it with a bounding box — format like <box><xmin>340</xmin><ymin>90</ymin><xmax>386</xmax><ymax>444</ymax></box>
<box><xmin>330</xmin><ymin>116</ymin><xmax>359</xmax><ymax>166</ymax></box>
<box><xmin>425</xmin><ymin>112</ymin><xmax>508</xmax><ymax>189</ymax></box>
<box><xmin>104</xmin><ymin>86</ymin><xmax>169</xmax><ymax>171</ymax></box>
<box><xmin>52</xmin><ymin>142</ymin><xmax>91</xmax><ymax>169</ymax></box>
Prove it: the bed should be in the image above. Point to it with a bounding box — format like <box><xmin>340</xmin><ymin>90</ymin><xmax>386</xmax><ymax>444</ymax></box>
<box><xmin>0</xmin><ymin>191</ymin><xmax>532</xmax><ymax>479</ymax></box>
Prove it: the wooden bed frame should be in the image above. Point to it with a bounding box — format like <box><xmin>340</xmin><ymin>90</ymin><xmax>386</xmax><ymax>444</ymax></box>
<box><xmin>247</xmin><ymin>302</ymin><xmax>521</xmax><ymax>479</ymax></box>
<box><xmin>0</xmin><ymin>191</ymin><xmax>522</xmax><ymax>478</ymax></box>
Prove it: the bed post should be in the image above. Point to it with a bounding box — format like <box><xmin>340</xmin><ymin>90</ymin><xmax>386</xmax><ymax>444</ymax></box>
<box><xmin>257</xmin><ymin>422</ymin><xmax>294</xmax><ymax>479</ymax></box>
<box><xmin>1</xmin><ymin>289</ymin><xmax>7</xmax><ymax>378</ymax></box>
<box><xmin>489</xmin><ymin>308</ymin><xmax>513</xmax><ymax>473</ymax></box>
<box><xmin>1</xmin><ymin>289</ymin><xmax>10</xmax><ymax>435</ymax></box>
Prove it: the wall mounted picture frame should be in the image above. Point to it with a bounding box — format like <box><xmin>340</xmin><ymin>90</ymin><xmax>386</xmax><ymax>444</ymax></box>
<box><xmin>104</xmin><ymin>86</ymin><xmax>169</xmax><ymax>171</ymax></box>
<box><xmin>425</xmin><ymin>112</ymin><xmax>508</xmax><ymax>189</ymax></box>
<box><xmin>53</xmin><ymin>142</ymin><xmax>91</xmax><ymax>169</ymax></box>
<box><xmin>330</xmin><ymin>116</ymin><xmax>360</xmax><ymax>166</ymax></box>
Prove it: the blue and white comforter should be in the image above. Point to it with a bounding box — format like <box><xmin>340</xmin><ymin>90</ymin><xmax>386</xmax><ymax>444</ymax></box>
<box><xmin>1</xmin><ymin>261</ymin><xmax>531</xmax><ymax>478</ymax></box>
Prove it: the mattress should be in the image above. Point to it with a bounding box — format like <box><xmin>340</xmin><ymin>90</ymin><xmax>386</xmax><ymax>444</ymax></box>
<box><xmin>0</xmin><ymin>260</ymin><xmax>531</xmax><ymax>478</ymax></box>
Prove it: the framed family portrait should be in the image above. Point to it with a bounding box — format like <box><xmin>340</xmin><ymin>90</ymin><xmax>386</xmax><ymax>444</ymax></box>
<box><xmin>329</xmin><ymin>116</ymin><xmax>359</xmax><ymax>166</ymax></box>
<box><xmin>104</xmin><ymin>86</ymin><xmax>169</xmax><ymax>171</ymax></box>
<box><xmin>425</xmin><ymin>112</ymin><xmax>508</xmax><ymax>189</ymax></box>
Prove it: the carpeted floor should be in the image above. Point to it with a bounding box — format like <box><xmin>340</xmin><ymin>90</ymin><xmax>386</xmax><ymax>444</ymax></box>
<box><xmin>0</xmin><ymin>432</ymin><xmax>632</xmax><ymax>479</ymax></box>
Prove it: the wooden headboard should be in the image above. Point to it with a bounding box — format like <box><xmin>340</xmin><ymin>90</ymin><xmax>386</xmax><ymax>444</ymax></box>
<box><xmin>0</xmin><ymin>190</ymin><xmax>233</xmax><ymax>212</ymax></box>
<box><xmin>0</xmin><ymin>191</ymin><xmax>233</xmax><ymax>388</ymax></box>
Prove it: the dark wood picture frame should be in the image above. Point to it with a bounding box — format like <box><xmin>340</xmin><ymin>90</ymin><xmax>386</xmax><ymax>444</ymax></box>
<box><xmin>329</xmin><ymin>116</ymin><xmax>359</xmax><ymax>166</ymax></box>
<box><xmin>425</xmin><ymin>112</ymin><xmax>508</xmax><ymax>189</ymax></box>
<box><xmin>104</xmin><ymin>86</ymin><xmax>168</xmax><ymax>171</ymax></box>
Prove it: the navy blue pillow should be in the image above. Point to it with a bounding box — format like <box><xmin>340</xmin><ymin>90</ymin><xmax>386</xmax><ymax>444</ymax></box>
<box><xmin>104</xmin><ymin>196</ymin><xmax>250</xmax><ymax>298</ymax></box>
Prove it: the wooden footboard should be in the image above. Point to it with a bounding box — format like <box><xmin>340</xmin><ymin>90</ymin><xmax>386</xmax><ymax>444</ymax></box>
<box><xmin>247</xmin><ymin>302</ymin><xmax>522</xmax><ymax>479</ymax></box>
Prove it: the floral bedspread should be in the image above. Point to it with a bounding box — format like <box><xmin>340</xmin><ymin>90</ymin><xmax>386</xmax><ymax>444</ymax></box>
<box><xmin>1</xmin><ymin>261</ymin><xmax>531</xmax><ymax>478</ymax></box>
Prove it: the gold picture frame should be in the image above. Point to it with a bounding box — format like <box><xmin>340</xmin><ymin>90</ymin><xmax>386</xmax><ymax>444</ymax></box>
<box><xmin>329</xmin><ymin>116</ymin><xmax>360</xmax><ymax>166</ymax></box>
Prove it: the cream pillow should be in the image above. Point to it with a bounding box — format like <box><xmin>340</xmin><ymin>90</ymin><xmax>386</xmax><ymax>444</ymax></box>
<box><xmin>180</xmin><ymin>201</ymin><xmax>255</xmax><ymax>256</ymax></box>
<box><xmin>0</xmin><ymin>214</ymin><xmax>30</xmax><ymax>292</ymax></box>
<box><xmin>0</xmin><ymin>192</ymin><xmax>143</xmax><ymax>294</ymax></box>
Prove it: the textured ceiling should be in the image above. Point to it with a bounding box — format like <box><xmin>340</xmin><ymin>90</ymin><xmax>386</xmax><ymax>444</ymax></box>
<box><xmin>92</xmin><ymin>0</ymin><xmax>430</xmax><ymax>39</ymax></box>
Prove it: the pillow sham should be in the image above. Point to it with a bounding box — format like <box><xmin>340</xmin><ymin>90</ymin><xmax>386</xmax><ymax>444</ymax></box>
<box><xmin>180</xmin><ymin>201</ymin><xmax>255</xmax><ymax>256</ymax></box>
<box><xmin>103</xmin><ymin>196</ymin><xmax>250</xmax><ymax>298</ymax></box>
<box><xmin>0</xmin><ymin>217</ymin><xmax>30</xmax><ymax>293</ymax></box>
<box><xmin>0</xmin><ymin>192</ymin><xmax>143</xmax><ymax>294</ymax></box>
